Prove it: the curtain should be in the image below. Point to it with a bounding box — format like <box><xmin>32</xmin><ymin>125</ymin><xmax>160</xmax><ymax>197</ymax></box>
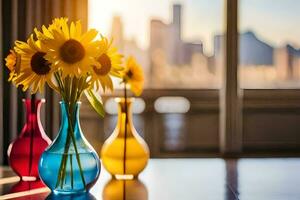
<box><xmin>0</xmin><ymin>0</ymin><xmax>88</xmax><ymax>165</ymax></box>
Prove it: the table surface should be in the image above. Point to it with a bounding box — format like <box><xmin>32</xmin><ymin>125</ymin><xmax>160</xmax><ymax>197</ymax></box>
<box><xmin>0</xmin><ymin>158</ymin><xmax>300</xmax><ymax>200</ymax></box>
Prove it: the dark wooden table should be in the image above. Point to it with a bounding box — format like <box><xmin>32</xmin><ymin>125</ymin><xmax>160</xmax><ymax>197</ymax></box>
<box><xmin>0</xmin><ymin>158</ymin><xmax>299</xmax><ymax>200</ymax></box>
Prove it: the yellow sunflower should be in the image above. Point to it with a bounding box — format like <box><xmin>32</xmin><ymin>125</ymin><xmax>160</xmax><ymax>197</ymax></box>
<box><xmin>123</xmin><ymin>56</ymin><xmax>144</xmax><ymax>96</ymax></box>
<box><xmin>41</xmin><ymin>19</ymin><xmax>101</xmax><ymax>78</ymax></box>
<box><xmin>35</xmin><ymin>17</ymin><xmax>69</xmax><ymax>41</ymax></box>
<box><xmin>13</xmin><ymin>34</ymin><xmax>56</xmax><ymax>93</ymax></box>
<box><xmin>90</xmin><ymin>36</ymin><xmax>123</xmax><ymax>91</ymax></box>
<box><xmin>5</xmin><ymin>50</ymin><xmax>21</xmax><ymax>81</ymax></box>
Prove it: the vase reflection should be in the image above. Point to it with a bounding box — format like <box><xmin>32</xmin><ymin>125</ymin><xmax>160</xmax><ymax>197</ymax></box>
<box><xmin>46</xmin><ymin>192</ymin><xmax>97</xmax><ymax>200</ymax></box>
<box><xmin>103</xmin><ymin>178</ymin><xmax>148</xmax><ymax>200</ymax></box>
<box><xmin>5</xmin><ymin>180</ymin><xmax>48</xmax><ymax>200</ymax></box>
<box><xmin>9</xmin><ymin>180</ymin><xmax>45</xmax><ymax>193</ymax></box>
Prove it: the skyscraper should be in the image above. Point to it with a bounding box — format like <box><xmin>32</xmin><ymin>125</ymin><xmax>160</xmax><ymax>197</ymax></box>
<box><xmin>111</xmin><ymin>15</ymin><xmax>149</xmax><ymax>86</ymax></box>
<box><xmin>110</xmin><ymin>16</ymin><xmax>124</xmax><ymax>50</ymax></box>
<box><xmin>150</xmin><ymin>3</ymin><xmax>204</xmax><ymax>66</ymax></box>
<box><xmin>172</xmin><ymin>4</ymin><xmax>181</xmax><ymax>40</ymax></box>
<box><xmin>169</xmin><ymin>4</ymin><xmax>182</xmax><ymax>65</ymax></box>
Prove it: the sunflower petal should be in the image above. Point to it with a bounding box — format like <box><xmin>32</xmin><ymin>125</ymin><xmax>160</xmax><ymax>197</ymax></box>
<box><xmin>80</xmin><ymin>29</ymin><xmax>98</xmax><ymax>44</ymax></box>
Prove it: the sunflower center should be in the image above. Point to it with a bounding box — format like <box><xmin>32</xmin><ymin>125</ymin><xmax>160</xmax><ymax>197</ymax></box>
<box><xmin>93</xmin><ymin>54</ymin><xmax>112</xmax><ymax>76</ymax></box>
<box><xmin>31</xmin><ymin>52</ymin><xmax>51</xmax><ymax>75</ymax></box>
<box><xmin>60</xmin><ymin>39</ymin><xmax>85</xmax><ymax>64</ymax></box>
<box><xmin>127</xmin><ymin>69</ymin><xmax>134</xmax><ymax>78</ymax></box>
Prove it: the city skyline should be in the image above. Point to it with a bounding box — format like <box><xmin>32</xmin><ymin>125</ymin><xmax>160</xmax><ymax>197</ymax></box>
<box><xmin>89</xmin><ymin>1</ymin><xmax>300</xmax><ymax>89</ymax></box>
<box><xmin>89</xmin><ymin>0</ymin><xmax>300</xmax><ymax>56</ymax></box>
<box><xmin>88</xmin><ymin>0</ymin><xmax>223</xmax><ymax>55</ymax></box>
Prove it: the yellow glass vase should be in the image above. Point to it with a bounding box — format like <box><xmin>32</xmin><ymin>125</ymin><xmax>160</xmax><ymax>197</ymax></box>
<box><xmin>101</xmin><ymin>98</ymin><xmax>149</xmax><ymax>179</ymax></box>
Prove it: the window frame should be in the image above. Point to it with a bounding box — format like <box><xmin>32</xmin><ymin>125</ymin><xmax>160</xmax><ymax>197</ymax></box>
<box><xmin>222</xmin><ymin>0</ymin><xmax>300</xmax><ymax>155</ymax></box>
<box><xmin>96</xmin><ymin>0</ymin><xmax>300</xmax><ymax>156</ymax></box>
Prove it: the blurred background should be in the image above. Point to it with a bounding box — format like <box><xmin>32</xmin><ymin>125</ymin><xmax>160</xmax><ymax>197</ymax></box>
<box><xmin>1</xmin><ymin>0</ymin><xmax>300</xmax><ymax>165</ymax></box>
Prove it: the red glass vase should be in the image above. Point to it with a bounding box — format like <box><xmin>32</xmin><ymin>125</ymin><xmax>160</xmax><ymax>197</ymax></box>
<box><xmin>7</xmin><ymin>99</ymin><xmax>51</xmax><ymax>181</ymax></box>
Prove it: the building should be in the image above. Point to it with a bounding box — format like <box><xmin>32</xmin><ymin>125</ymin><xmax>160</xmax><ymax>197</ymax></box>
<box><xmin>110</xmin><ymin>16</ymin><xmax>124</xmax><ymax>51</ymax></box>
<box><xmin>110</xmin><ymin>16</ymin><xmax>150</xmax><ymax>86</ymax></box>
<box><xmin>240</xmin><ymin>31</ymin><xmax>273</xmax><ymax>66</ymax></box>
<box><xmin>275</xmin><ymin>44</ymin><xmax>300</xmax><ymax>81</ymax></box>
<box><xmin>214</xmin><ymin>31</ymin><xmax>274</xmax><ymax>66</ymax></box>
<box><xmin>150</xmin><ymin>4</ymin><xmax>204</xmax><ymax>66</ymax></box>
<box><xmin>149</xmin><ymin>4</ymin><xmax>218</xmax><ymax>88</ymax></box>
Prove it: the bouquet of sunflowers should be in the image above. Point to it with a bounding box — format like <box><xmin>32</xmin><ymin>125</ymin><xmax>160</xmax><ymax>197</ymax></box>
<box><xmin>6</xmin><ymin>18</ymin><xmax>123</xmax><ymax>111</ymax></box>
<box><xmin>5</xmin><ymin>17</ymin><xmax>144</xmax><ymax>193</ymax></box>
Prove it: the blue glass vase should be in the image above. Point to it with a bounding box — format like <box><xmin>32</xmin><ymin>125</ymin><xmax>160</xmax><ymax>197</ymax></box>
<box><xmin>39</xmin><ymin>101</ymin><xmax>101</xmax><ymax>194</ymax></box>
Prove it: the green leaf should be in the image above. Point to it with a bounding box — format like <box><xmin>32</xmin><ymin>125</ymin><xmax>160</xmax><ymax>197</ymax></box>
<box><xmin>84</xmin><ymin>89</ymin><xmax>105</xmax><ymax>118</ymax></box>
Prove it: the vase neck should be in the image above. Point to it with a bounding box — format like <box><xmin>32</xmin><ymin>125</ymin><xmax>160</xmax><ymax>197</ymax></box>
<box><xmin>60</xmin><ymin>101</ymin><xmax>82</xmax><ymax>138</ymax></box>
<box><xmin>23</xmin><ymin>99</ymin><xmax>45</xmax><ymax>136</ymax></box>
<box><xmin>116</xmin><ymin>98</ymin><xmax>134</xmax><ymax>137</ymax></box>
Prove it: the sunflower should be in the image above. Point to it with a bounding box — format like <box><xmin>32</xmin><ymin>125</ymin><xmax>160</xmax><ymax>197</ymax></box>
<box><xmin>90</xmin><ymin>36</ymin><xmax>123</xmax><ymax>91</ymax></box>
<box><xmin>5</xmin><ymin>50</ymin><xmax>21</xmax><ymax>81</ymax></box>
<box><xmin>35</xmin><ymin>17</ymin><xmax>68</xmax><ymax>41</ymax></box>
<box><xmin>41</xmin><ymin>19</ymin><xmax>101</xmax><ymax>78</ymax></box>
<box><xmin>13</xmin><ymin>34</ymin><xmax>56</xmax><ymax>93</ymax></box>
<box><xmin>122</xmin><ymin>56</ymin><xmax>144</xmax><ymax>96</ymax></box>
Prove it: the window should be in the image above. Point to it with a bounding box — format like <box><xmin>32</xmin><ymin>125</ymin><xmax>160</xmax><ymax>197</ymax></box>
<box><xmin>89</xmin><ymin>0</ymin><xmax>224</xmax><ymax>89</ymax></box>
<box><xmin>239</xmin><ymin>0</ymin><xmax>300</xmax><ymax>89</ymax></box>
<box><xmin>1</xmin><ymin>0</ymin><xmax>300</xmax><ymax>165</ymax></box>
<box><xmin>85</xmin><ymin>0</ymin><xmax>300</xmax><ymax>156</ymax></box>
<box><xmin>87</xmin><ymin>0</ymin><xmax>224</xmax><ymax>156</ymax></box>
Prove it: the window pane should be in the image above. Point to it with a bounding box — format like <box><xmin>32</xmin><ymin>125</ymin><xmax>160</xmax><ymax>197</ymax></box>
<box><xmin>239</xmin><ymin>0</ymin><xmax>300</xmax><ymax>89</ymax></box>
<box><xmin>87</xmin><ymin>1</ymin><xmax>223</xmax><ymax>156</ymax></box>
<box><xmin>89</xmin><ymin>0</ymin><xmax>224</xmax><ymax>89</ymax></box>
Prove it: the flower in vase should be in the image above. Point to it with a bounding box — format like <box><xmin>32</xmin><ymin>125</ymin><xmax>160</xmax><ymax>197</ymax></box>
<box><xmin>35</xmin><ymin>18</ymin><xmax>69</xmax><ymax>40</ymax></box>
<box><xmin>123</xmin><ymin>56</ymin><xmax>144</xmax><ymax>96</ymax></box>
<box><xmin>40</xmin><ymin>19</ymin><xmax>101</xmax><ymax>78</ymax></box>
<box><xmin>48</xmin><ymin>17</ymin><xmax>69</xmax><ymax>32</ymax></box>
<box><xmin>90</xmin><ymin>36</ymin><xmax>123</xmax><ymax>91</ymax></box>
<box><xmin>12</xmin><ymin>35</ymin><xmax>56</xmax><ymax>93</ymax></box>
<box><xmin>3</xmin><ymin>16</ymin><xmax>147</xmax><ymax>193</ymax></box>
<box><xmin>5</xmin><ymin>49</ymin><xmax>21</xmax><ymax>81</ymax></box>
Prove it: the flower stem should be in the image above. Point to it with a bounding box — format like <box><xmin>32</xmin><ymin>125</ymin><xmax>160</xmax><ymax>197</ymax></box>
<box><xmin>123</xmin><ymin>83</ymin><xmax>128</xmax><ymax>175</ymax></box>
<box><xmin>70</xmin><ymin>154</ymin><xmax>73</xmax><ymax>189</ymax></box>
<box><xmin>53</xmin><ymin>74</ymin><xmax>86</xmax><ymax>190</ymax></box>
<box><xmin>54</xmin><ymin>74</ymin><xmax>70</xmax><ymax>188</ymax></box>
<box><xmin>55</xmin><ymin>114</ymin><xmax>71</xmax><ymax>188</ymax></box>
<box><xmin>66</xmin><ymin>106</ymin><xmax>86</xmax><ymax>188</ymax></box>
<box><xmin>28</xmin><ymin>94</ymin><xmax>35</xmax><ymax>177</ymax></box>
<box><xmin>58</xmin><ymin>131</ymin><xmax>71</xmax><ymax>188</ymax></box>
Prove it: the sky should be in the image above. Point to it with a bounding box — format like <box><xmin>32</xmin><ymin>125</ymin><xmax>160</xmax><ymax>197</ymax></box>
<box><xmin>89</xmin><ymin>0</ymin><xmax>300</xmax><ymax>55</ymax></box>
<box><xmin>240</xmin><ymin>0</ymin><xmax>300</xmax><ymax>49</ymax></box>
